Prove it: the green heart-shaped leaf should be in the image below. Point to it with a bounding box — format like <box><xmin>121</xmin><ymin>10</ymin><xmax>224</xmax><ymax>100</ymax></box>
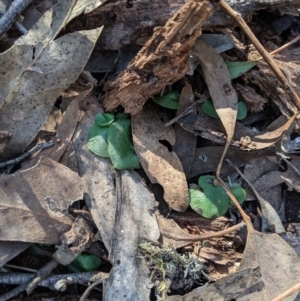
<box><xmin>225</xmin><ymin>61</ymin><xmax>256</xmax><ymax>80</ymax></box>
<box><xmin>153</xmin><ymin>91</ymin><xmax>181</xmax><ymax>109</ymax></box>
<box><xmin>95</xmin><ymin>113</ymin><xmax>115</xmax><ymax>127</ymax></box>
<box><xmin>200</xmin><ymin>99</ymin><xmax>219</xmax><ymax>119</ymax></box>
<box><xmin>189</xmin><ymin>188</ymin><xmax>226</xmax><ymax>218</ymax></box>
<box><xmin>115</xmin><ymin>112</ymin><xmax>129</xmax><ymax>120</ymax></box>
<box><xmin>87</xmin><ymin>124</ymin><xmax>109</xmax><ymax>157</ymax></box>
<box><xmin>230</xmin><ymin>186</ymin><xmax>246</xmax><ymax>205</ymax></box>
<box><xmin>107</xmin><ymin>119</ymin><xmax>140</xmax><ymax>170</ymax></box>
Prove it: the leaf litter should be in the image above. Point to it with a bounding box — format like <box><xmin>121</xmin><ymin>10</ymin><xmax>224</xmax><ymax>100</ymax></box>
<box><xmin>0</xmin><ymin>0</ymin><xmax>300</xmax><ymax>300</ymax></box>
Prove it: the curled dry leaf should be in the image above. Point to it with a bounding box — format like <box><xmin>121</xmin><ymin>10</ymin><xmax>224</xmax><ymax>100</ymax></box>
<box><xmin>192</xmin><ymin>39</ymin><xmax>238</xmax><ymax>177</ymax></box>
<box><xmin>237</xmin><ymin>230</ymin><xmax>300</xmax><ymax>301</ymax></box>
<box><xmin>0</xmin><ymin>0</ymin><xmax>102</xmax><ymax>159</ymax></box>
<box><xmin>132</xmin><ymin>105</ymin><xmax>189</xmax><ymax>212</ymax></box>
<box><xmin>179</xmin><ymin>109</ymin><xmax>298</xmax><ymax>150</ymax></box>
<box><xmin>0</xmin><ymin>156</ymin><xmax>84</xmax><ymax>244</ymax></box>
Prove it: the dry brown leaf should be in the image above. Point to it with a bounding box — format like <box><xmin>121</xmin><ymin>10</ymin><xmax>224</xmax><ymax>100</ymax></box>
<box><xmin>237</xmin><ymin>230</ymin><xmax>300</xmax><ymax>301</ymax></box>
<box><xmin>180</xmin><ymin>109</ymin><xmax>298</xmax><ymax>150</ymax></box>
<box><xmin>167</xmin><ymin>267</ymin><xmax>261</xmax><ymax>301</ymax></box>
<box><xmin>40</xmin><ymin>106</ymin><xmax>63</xmax><ymax>133</ymax></box>
<box><xmin>0</xmin><ymin>242</ymin><xmax>30</xmax><ymax>266</ymax></box>
<box><xmin>21</xmin><ymin>85</ymin><xmax>92</xmax><ymax>169</ymax></box>
<box><xmin>132</xmin><ymin>105</ymin><xmax>189</xmax><ymax>212</ymax></box>
<box><xmin>0</xmin><ymin>0</ymin><xmax>102</xmax><ymax>159</ymax></box>
<box><xmin>192</xmin><ymin>39</ymin><xmax>238</xmax><ymax>177</ymax></box>
<box><xmin>105</xmin><ymin>170</ymin><xmax>160</xmax><ymax>301</ymax></box>
<box><xmin>188</xmin><ymin>146</ymin><xmax>271</xmax><ymax>179</ymax></box>
<box><xmin>174</xmin><ymin>84</ymin><xmax>197</xmax><ymax>175</ymax></box>
<box><xmin>72</xmin><ymin>95</ymin><xmax>116</xmax><ymax>253</ymax></box>
<box><xmin>53</xmin><ymin>216</ymin><xmax>94</xmax><ymax>265</ymax></box>
<box><xmin>0</xmin><ymin>156</ymin><xmax>84</xmax><ymax>243</ymax></box>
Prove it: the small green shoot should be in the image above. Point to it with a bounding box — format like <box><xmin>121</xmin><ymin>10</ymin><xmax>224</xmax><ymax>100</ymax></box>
<box><xmin>67</xmin><ymin>254</ymin><xmax>102</xmax><ymax>273</ymax></box>
<box><xmin>95</xmin><ymin>113</ymin><xmax>115</xmax><ymax>127</ymax></box>
<box><xmin>152</xmin><ymin>91</ymin><xmax>181</xmax><ymax>109</ymax></box>
<box><xmin>189</xmin><ymin>175</ymin><xmax>246</xmax><ymax>217</ymax></box>
<box><xmin>201</xmin><ymin>100</ymin><xmax>247</xmax><ymax>121</ymax></box>
<box><xmin>87</xmin><ymin>113</ymin><xmax>140</xmax><ymax>170</ymax></box>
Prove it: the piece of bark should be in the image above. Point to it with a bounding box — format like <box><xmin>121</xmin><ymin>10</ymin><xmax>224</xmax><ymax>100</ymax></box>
<box><xmin>102</xmin><ymin>0</ymin><xmax>215</xmax><ymax>114</ymax></box>
<box><xmin>65</xmin><ymin>0</ymin><xmax>300</xmax><ymax>51</ymax></box>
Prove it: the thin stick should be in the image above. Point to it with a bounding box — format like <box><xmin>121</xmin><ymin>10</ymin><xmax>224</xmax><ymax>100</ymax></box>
<box><xmin>219</xmin><ymin>0</ymin><xmax>300</xmax><ymax>109</ymax></box>
<box><xmin>216</xmin><ymin>175</ymin><xmax>254</xmax><ymax>231</ymax></box>
<box><xmin>165</xmin><ymin>93</ymin><xmax>209</xmax><ymax>127</ymax></box>
<box><xmin>161</xmin><ymin>221</ymin><xmax>245</xmax><ymax>241</ymax></box>
<box><xmin>0</xmin><ymin>141</ymin><xmax>54</xmax><ymax>168</ymax></box>
<box><xmin>269</xmin><ymin>281</ymin><xmax>300</xmax><ymax>301</ymax></box>
<box><xmin>0</xmin><ymin>0</ymin><xmax>32</xmax><ymax>39</ymax></box>
<box><xmin>0</xmin><ymin>259</ymin><xmax>58</xmax><ymax>301</ymax></box>
<box><xmin>256</xmin><ymin>35</ymin><xmax>300</xmax><ymax>61</ymax></box>
<box><xmin>80</xmin><ymin>279</ymin><xmax>106</xmax><ymax>301</ymax></box>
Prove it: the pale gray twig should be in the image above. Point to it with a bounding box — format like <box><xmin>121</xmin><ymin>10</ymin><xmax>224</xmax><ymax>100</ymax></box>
<box><xmin>0</xmin><ymin>259</ymin><xmax>57</xmax><ymax>301</ymax></box>
<box><xmin>0</xmin><ymin>271</ymin><xmax>105</xmax><ymax>292</ymax></box>
<box><xmin>0</xmin><ymin>0</ymin><xmax>32</xmax><ymax>38</ymax></box>
<box><xmin>0</xmin><ymin>141</ymin><xmax>54</xmax><ymax>168</ymax></box>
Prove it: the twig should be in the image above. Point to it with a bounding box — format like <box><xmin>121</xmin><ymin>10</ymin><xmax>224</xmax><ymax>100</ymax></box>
<box><xmin>269</xmin><ymin>281</ymin><xmax>300</xmax><ymax>301</ymax></box>
<box><xmin>79</xmin><ymin>279</ymin><xmax>106</xmax><ymax>301</ymax></box>
<box><xmin>0</xmin><ymin>259</ymin><xmax>58</xmax><ymax>301</ymax></box>
<box><xmin>161</xmin><ymin>221</ymin><xmax>245</xmax><ymax>241</ymax></box>
<box><xmin>0</xmin><ymin>0</ymin><xmax>32</xmax><ymax>39</ymax></box>
<box><xmin>219</xmin><ymin>0</ymin><xmax>300</xmax><ymax>110</ymax></box>
<box><xmin>225</xmin><ymin>159</ymin><xmax>285</xmax><ymax>233</ymax></box>
<box><xmin>0</xmin><ymin>141</ymin><xmax>54</xmax><ymax>168</ymax></box>
<box><xmin>165</xmin><ymin>93</ymin><xmax>209</xmax><ymax>127</ymax></box>
<box><xmin>216</xmin><ymin>175</ymin><xmax>254</xmax><ymax>232</ymax></box>
<box><xmin>0</xmin><ymin>9</ymin><xmax>27</xmax><ymax>35</ymax></box>
<box><xmin>256</xmin><ymin>35</ymin><xmax>300</xmax><ymax>61</ymax></box>
<box><xmin>276</xmin><ymin>152</ymin><xmax>300</xmax><ymax>176</ymax></box>
<box><xmin>0</xmin><ymin>271</ymin><xmax>108</xmax><ymax>292</ymax></box>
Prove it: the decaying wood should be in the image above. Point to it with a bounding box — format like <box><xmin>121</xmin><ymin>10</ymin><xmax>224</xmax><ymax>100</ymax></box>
<box><xmin>65</xmin><ymin>0</ymin><xmax>300</xmax><ymax>51</ymax></box>
<box><xmin>102</xmin><ymin>0</ymin><xmax>215</xmax><ymax>114</ymax></box>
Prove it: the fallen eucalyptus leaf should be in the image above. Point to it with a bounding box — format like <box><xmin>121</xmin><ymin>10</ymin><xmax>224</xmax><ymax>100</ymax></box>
<box><xmin>0</xmin><ymin>156</ymin><xmax>84</xmax><ymax>243</ymax></box>
<box><xmin>237</xmin><ymin>230</ymin><xmax>300</xmax><ymax>301</ymax></box>
<box><xmin>72</xmin><ymin>95</ymin><xmax>116</xmax><ymax>253</ymax></box>
<box><xmin>192</xmin><ymin>39</ymin><xmax>238</xmax><ymax>178</ymax></box>
<box><xmin>132</xmin><ymin>105</ymin><xmax>189</xmax><ymax>212</ymax></box>
<box><xmin>0</xmin><ymin>27</ymin><xmax>102</xmax><ymax>160</ymax></box>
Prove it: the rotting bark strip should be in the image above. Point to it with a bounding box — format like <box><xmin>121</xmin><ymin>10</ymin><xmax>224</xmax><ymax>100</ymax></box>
<box><xmin>102</xmin><ymin>0</ymin><xmax>216</xmax><ymax>115</ymax></box>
